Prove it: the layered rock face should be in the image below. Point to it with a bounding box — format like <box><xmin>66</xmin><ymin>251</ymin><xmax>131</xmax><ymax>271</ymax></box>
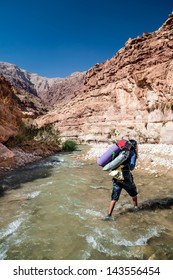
<box><xmin>0</xmin><ymin>76</ymin><xmax>22</xmax><ymax>165</ymax></box>
<box><xmin>36</xmin><ymin>13</ymin><xmax>173</xmax><ymax>144</ymax></box>
<box><xmin>0</xmin><ymin>75</ymin><xmax>22</xmax><ymax>143</ymax></box>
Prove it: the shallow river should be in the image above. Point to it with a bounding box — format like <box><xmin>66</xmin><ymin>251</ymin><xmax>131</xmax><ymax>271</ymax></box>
<box><xmin>0</xmin><ymin>146</ymin><xmax>173</xmax><ymax>260</ymax></box>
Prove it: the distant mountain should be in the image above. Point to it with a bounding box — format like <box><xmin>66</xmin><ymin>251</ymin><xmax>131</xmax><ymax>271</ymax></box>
<box><xmin>0</xmin><ymin>62</ymin><xmax>37</xmax><ymax>95</ymax></box>
<box><xmin>0</xmin><ymin>62</ymin><xmax>85</xmax><ymax>106</ymax></box>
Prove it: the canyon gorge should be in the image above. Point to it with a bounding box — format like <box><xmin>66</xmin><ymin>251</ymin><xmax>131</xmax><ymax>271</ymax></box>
<box><xmin>0</xmin><ymin>13</ymin><xmax>173</xmax><ymax>170</ymax></box>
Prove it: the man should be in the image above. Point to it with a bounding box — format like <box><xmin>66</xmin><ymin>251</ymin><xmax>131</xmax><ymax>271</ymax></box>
<box><xmin>104</xmin><ymin>139</ymin><xmax>138</xmax><ymax>220</ymax></box>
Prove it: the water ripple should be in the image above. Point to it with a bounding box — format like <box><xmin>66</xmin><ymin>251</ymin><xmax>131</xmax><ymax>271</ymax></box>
<box><xmin>0</xmin><ymin>217</ymin><xmax>24</xmax><ymax>240</ymax></box>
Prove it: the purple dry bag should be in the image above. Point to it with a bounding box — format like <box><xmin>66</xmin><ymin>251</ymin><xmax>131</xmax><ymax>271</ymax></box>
<box><xmin>97</xmin><ymin>144</ymin><xmax>120</xmax><ymax>167</ymax></box>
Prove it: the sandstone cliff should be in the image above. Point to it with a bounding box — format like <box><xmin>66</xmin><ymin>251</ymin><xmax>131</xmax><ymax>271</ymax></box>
<box><xmin>0</xmin><ymin>75</ymin><xmax>22</xmax><ymax>167</ymax></box>
<box><xmin>0</xmin><ymin>75</ymin><xmax>22</xmax><ymax>143</ymax></box>
<box><xmin>35</xmin><ymin>13</ymin><xmax>173</xmax><ymax>144</ymax></box>
<box><xmin>0</xmin><ymin>75</ymin><xmax>50</xmax><ymax>170</ymax></box>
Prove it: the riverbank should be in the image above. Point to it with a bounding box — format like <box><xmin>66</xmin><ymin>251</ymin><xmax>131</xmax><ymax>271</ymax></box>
<box><xmin>0</xmin><ymin>141</ymin><xmax>61</xmax><ymax>178</ymax></box>
<box><xmin>1</xmin><ymin>142</ymin><xmax>173</xmax><ymax>179</ymax></box>
<box><xmin>81</xmin><ymin>143</ymin><xmax>173</xmax><ymax>178</ymax></box>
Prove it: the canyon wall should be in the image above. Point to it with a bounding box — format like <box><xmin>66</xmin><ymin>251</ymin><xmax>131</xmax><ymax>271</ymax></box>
<box><xmin>1</xmin><ymin>13</ymin><xmax>173</xmax><ymax>146</ymax></box>
<box><xmin>36</xmin><ymin>13</ymin><xmax>173</xmax><ymax>144</ymax></box>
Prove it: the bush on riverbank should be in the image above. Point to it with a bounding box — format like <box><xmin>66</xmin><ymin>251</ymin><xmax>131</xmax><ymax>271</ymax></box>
<box><xmin>62</xmin><ymin>140</ymin><xmax>78</xmax><ymax>152</ymax></box>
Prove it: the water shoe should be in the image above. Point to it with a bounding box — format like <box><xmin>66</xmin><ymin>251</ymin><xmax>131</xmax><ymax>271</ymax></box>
<box><xmin>102</xmin><ymin>215</ymin><xmax>114</xmax><ymax>221</ymax></box>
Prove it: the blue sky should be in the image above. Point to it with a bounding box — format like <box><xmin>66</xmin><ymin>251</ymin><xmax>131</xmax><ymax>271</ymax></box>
<box><xmin>0</xmin><ymin>0</ymin><xmax>172</xmax><ymax>78</ymax></box>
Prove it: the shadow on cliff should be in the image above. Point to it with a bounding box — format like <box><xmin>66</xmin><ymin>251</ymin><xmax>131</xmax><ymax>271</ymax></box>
<box><xmin>0</xmin><ymin>156</ymin><xmax>61</xmax><ymax>196</ymax></box>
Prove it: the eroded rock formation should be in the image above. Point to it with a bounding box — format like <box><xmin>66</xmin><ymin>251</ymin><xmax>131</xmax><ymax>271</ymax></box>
<box><xmin>0</xmin><ymin>75</ymin><xmax>48</xmax><ymax>167</ymax></box>
<box><xmin>36</xmin><ymin>13</ymin><xmax>173</xmax><ymax>144</ymax></box>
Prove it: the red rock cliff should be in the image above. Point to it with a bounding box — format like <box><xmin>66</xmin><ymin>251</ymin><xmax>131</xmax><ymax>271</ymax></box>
<box><xmin>36</xmin><ymin>13</ymin><xmax>173</xmax><ymax>144</ymax></box>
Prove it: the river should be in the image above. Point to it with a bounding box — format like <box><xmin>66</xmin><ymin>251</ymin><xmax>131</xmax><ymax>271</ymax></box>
<box><xmin>0</xmin><ymin>146</ymin><xmax>173</xmax><ymax>260</ymax></box>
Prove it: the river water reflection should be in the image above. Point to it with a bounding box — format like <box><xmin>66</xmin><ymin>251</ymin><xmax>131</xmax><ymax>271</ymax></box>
<box><xmin>0</xmin><ymin>147</ymin><xmax>173</xmax><ymax>260</ymax></box>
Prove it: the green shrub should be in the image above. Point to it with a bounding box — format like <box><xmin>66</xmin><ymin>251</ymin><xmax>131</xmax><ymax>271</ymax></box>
<box><xmin>62</xmin><ymin>140</ymin><xmax>77</xmax><ymax>152</ymax></box>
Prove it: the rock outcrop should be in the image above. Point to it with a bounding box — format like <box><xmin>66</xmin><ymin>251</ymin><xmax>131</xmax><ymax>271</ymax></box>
<box><xmin>0</xmin><ymin>75</ymin><xmax>22</xmax><ymax>142</ymax></box>
<box><xmin>0</xmin><ymin>75</ymin><xmax>22</xmax><ymax>165</ymax></box>
<box><xmin>0</xmin><ymin>74</ymin><xmax>49</xmax><ymax>167</ymax></box>
<box><xmin>35</xmin><ymin>13</ymin><xmax>173</xmax><ymax>144</ymax></box>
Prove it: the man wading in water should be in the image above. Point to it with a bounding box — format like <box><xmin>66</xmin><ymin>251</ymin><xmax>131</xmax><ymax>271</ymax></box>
<box><xmin>104</xmin><ymin>139</ymin><xmax>139</xmax><ymax>221</ymax></box>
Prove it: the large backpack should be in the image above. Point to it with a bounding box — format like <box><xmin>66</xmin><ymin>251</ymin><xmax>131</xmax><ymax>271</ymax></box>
<box><xmin>102</xmin><ymin>139</ymin><xmax>132</xmax><ymax>171</ymax></box>
<box><xmin>97</xmin><ymin>139</ymin><xmax>132</xmax><ymax>168</ymax></box>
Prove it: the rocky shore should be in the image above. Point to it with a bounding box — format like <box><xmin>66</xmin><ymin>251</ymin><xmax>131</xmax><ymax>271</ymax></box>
<box><xmin>83</xmin><ymin>143</ymin><xmax>173</xmax><ymax>177</ymax></box>
<box><xmin>0</xmin><ymin>142</ymin><xmax>60</xmax><ymax>178</ymax></box>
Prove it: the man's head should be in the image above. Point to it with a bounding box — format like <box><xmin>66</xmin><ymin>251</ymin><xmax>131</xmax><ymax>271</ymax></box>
<box><xmin>129</xmin><ymin>139</ymin><xmax>137</xmax><ymax>148</ymax></box>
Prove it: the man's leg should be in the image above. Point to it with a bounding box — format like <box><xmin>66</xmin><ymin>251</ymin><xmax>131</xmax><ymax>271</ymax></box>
<box><xmin>103</xmin><ymin>180</ymin><xmax>121</xmax><ymax>220</ymax></box>
<box><xmin>132</xmin><ymin>195</ymin><xmax>138</xmax><ymax>207</ymax></box>
<box><xmin>108</xmin><ymin>200</ymin><xmax>117</xmax><ymax>216</ymax></box>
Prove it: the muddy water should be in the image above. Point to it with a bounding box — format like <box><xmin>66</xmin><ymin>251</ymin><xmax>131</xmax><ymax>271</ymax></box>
<box><xmin>0</xmin><ymin>147</ymin><xmax>173</xmax><ymax>260</ymax></box>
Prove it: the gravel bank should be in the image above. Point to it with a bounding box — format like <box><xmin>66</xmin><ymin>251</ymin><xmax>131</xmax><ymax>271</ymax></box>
<box><xmin>0</xmin><ymin>143</ymin><xmax>59</xmax><ymax>178</ymax></box>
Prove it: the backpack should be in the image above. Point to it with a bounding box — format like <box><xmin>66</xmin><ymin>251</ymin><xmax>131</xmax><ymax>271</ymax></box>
<box><xmin>102</xmin><ymin>140</ymin><xmax>132</xmax><ymax>171</ymax></box>
<box><xmin>97</xmin><ymin>139</ymin><xmax>132</xmax><ymax>168</ymax></box>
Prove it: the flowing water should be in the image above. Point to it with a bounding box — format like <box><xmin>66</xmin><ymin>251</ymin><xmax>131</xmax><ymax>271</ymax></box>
<box><xmin>0</xmin><ymin>146</ymin><xmax>173</xmax><ymax>260</ymax></box>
